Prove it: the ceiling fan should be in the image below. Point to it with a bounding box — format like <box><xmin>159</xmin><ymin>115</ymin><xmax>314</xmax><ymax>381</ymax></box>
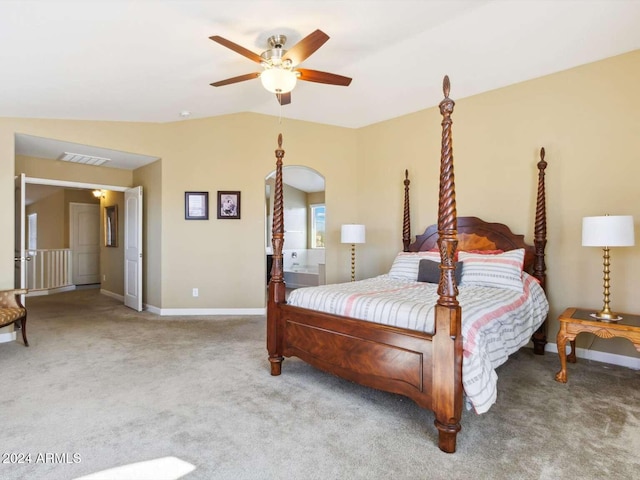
<box><xmin>209</xmin><ymin>29</ymin><xmax>352</xmax><ymax>105</ymax></box>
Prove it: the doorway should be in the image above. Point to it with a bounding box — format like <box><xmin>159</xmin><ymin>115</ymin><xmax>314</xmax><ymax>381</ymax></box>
<box><xmin>16</xmin><ymin>176</ymin><xmax>143</xmax><ymax>311</ymax></box>
<box><xmin>265</xmin><ymin>166</ymin><xmax>325</xmax><ymax>289</ymax></box>
<box><xmin>13</xmin><ymin>133</ymin><xmax>156</xmax><ymax>314</ymax></box>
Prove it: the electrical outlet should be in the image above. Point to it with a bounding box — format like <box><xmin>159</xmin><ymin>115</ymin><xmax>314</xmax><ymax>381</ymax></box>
<box><xmin>102</xmin><ymin>274</ymin><xmax>106</xmax><ymax>281</ymax></box>
<box><xmin>192</xmin><ymin>288</ymin><xmax>199</xmax><ymax>297</ymax></box>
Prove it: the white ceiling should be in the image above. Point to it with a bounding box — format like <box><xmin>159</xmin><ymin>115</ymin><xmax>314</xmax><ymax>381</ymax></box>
<box><xmin>2</xmin><ymin>0</ymin><xmax>639</xmax><ymax>132</ymax></box>
<box><xmin>10</xmin><ymin>1</ymin><xmax>639</xmax><ymax>201</ymax></box>
<box><xmin>15</xmin><ymin>134</ymin><xmax>159</xmax><ymax>170</ymax></box>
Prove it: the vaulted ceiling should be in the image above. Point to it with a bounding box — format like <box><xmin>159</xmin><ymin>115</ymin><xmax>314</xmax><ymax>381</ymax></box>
<box><xmin>2</xmin><ymin>1</ymin><xmax>639</xmax><ymax>130</ymax></box>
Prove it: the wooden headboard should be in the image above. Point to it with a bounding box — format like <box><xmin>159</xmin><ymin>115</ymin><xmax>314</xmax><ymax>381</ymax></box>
<box><xmin>401</xmin><ymin>148</ymin><xmax>548</xmax><ymax>287</ymax></box>
<box><xmin>408</xmin><ymin>216</ymin><xmax>536</xmax><ymax>269</ymax></box>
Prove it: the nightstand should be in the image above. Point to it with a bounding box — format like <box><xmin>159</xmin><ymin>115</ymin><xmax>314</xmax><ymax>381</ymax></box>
<box><xmin>555</xmin><ymin>307</ymin><xmax>640</xmax><ymax>383</ymax></box>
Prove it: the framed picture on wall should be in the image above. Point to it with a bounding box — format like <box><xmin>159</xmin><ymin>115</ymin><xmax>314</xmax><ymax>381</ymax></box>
<box><xmin>105</xmin><ymin>205</ymin><xmax>118</xmax><ymax>247</ymax></box>
<box><xmin>185</xmin><ymin>191</ymin><xmax>209</xmax><ymax>220</ymax></box>
<box><xmin>217</xmin><ymin>191</ymin><xmax>241</xmax><ymax>219</ymax></box>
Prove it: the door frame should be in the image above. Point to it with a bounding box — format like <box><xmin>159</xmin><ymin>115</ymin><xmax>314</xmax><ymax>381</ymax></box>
<box><xmin>124</xmin><ymin>186</ymin><xmax>143</xmax><ymax>312</ymax></box>
<box><xmin>4</xmin><ymin>174</ymin><xmax>26</xmax><ymax>343</ymax></box>
<box><xmin>14</xmin><ymin>173</ymin><xmax>26</xmax><ymax>291</ymax></box>
<box><xmin>22</xmin><ymin>176</ymin><xmax>141</xmax><ymax>308</ymax></box>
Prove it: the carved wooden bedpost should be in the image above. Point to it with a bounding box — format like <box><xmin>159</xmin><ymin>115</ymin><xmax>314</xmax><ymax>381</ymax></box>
<box><xmin>403</xmin><ymin>170</ymin><xmax>411</xmax><ymax>252</ymax></box>
<box><xmin>267</xmin><ymin>134</ymin><xmax>286</xmax><ymax>375</ymax></box>
<box><xmin>433</xmin><ymin>75</ymin><xmax>463</xmax><ymax>453</ymax></box>
<box><xmin>532</xmin><ymin>147</ymin><xmax>548</xmax><ymax>355</ymax></box>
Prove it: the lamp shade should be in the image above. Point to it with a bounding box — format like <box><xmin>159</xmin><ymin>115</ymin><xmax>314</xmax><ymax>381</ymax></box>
<box><xmin>341</xmin><ymin>224</ymin><xmax>366</xmax><ymax>244</ymax></box>
<box><xmin>260</xmin><ymin>68</ymin><xmax>297</xmax><ymax>93</ymax></box>
<box><xmin>582</xmin><ymin>215</ymin><xmax>635</xmax><ymax>247</ymax></box>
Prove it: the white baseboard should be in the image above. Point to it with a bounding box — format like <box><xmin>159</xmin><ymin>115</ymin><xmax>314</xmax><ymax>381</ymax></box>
<box><xmin>145</xmin><ymin>304</ymin><xmax>160</xmax><ymax>315</ymax></box>
<box><xmin>100</xmin><ymin>289</ymin><xmax>125</xmax><ymax>302</ymax></box>
<box><xmin>145</xmin><ymin>305</ymin><xmax>266</xmax><ymax>316</ymax></box>
<box><xmin>0</xmin><ymin>330</ymin><xmax>17</xmax><ymax>344</ymax></box>
<box><xmin>546</xmin><ymin>342</ymin><xmax>640</xmax><ymax>370</ymax></box>
<box><xmin>26</xmin><ymin>285</ymin><xmax>76</xmax><ymax>297</ymax></box>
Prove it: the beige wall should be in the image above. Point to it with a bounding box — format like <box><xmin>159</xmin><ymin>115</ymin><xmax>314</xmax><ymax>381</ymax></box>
<box><xmin>357</xmin><ymin>49</ymin><xmax>640</xmax><ymax>359</ymax></box>
<box><xmin>133</xmin><ymin>160</ymin><xmax>162</xmax><ymax>309</ymax></box>
<box><xmin>158</xmin><ymin>113</ymin><xmax>357</xmax><ymax>309</ymax></box>
<box><xmin>26</xmin><ymin>190</ymin><xmax>65</xmax><ymax>249</ymax></box>
<box><xmin>100</xmin><ymin>191</ymin><xmax>125</xmax><ymax>295</ymax></box>
<box><xmin>3</xmin><ymin>49</ymin><xmax>639</xmax><ymax>361</ymax></box>
<box><xmin>307</xmin><ymin>191</ymin><xmax>325</xmax><ymax>204</ymax></box>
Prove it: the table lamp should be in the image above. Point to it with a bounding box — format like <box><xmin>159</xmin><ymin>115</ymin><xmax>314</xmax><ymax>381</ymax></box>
<box><xmin>582</xmin><ymin>215</ymin><xmax>635</xmax><ymax>321</ymax></box>
<box><xmin>341</xmin><ymin>224</ymin><xmax>365</xmax><ymax>282</ymax></box>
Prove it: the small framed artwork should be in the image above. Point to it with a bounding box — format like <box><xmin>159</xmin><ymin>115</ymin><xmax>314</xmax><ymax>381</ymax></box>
<box><xmin>217</xmin><ymin>191</ymin><xmax>241</xmax><ymax>219</ymax></box>
<box><xmin>185</xmin><ymin>191</ymin><xmax>209</xmax><ymax>220</ymax></box>
<box><xmin>105</xmin><ymin>205</ymin><xmax>118</xmax><ymax>247</ymax></box>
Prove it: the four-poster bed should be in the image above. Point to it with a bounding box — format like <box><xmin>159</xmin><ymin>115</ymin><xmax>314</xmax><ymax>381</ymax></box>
<box><xmin>266</xmin><ymin>76</ymin><xmax>548</xmax><ymax>453</ymax></box>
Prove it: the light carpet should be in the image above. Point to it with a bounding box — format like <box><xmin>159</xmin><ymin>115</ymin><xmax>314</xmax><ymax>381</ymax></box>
<box><xmin>0</xmin><ymin>289</ymin><xmax>638</xmax><ymax>480</ymax></box>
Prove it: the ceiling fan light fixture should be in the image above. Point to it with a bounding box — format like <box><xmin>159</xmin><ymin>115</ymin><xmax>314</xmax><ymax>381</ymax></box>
<box><xmin>260</xmin><ymin>68</ymin><xmax>297</xmax><ymax>94</ymax></box>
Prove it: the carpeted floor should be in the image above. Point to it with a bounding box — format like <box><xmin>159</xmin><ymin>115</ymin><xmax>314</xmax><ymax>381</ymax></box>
<box><xmin>0</xmin><ymin>289</ymin><xmax>638</xmax><ymax>480</ymax></box>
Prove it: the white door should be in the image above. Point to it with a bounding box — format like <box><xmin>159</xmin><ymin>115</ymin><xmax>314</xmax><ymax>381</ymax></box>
<box><xmin>124</xmin><ymin>186</ymin><xmax>143</xmax><ymax>311</ymax></box>
<box><xmin>14</xmin><ymin>174</ymin><xmax>27</xmax><ymax>290</ymax></box>
<box><xmin>70</xmin><ymin>203</ymin><xmax>100</xmax><ymax>285</ymax></box>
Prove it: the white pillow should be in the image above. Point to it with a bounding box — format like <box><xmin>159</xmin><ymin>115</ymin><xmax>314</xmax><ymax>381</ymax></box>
<box><xmin>458</xmin><ymin>248</ymin><xmax>525</xmax><ymax>292</ymax></box>
<box><xmin>388</xmin><ymin>251</ymin><xmax>440</xmax><ymax>280</ymax></box>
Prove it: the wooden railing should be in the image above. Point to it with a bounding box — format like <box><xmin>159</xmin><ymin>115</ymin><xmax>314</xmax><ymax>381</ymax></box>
<box><xmin>26</xmin><ymin>249</ymin><xmax>73</xmax><ymax>293</ymax></box>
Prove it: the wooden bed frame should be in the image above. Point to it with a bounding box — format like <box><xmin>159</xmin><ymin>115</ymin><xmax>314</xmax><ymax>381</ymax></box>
<box><xmin>267</xmin><ymin>77</ymin><xmax>548</xmax><ymax>453</ymax></box>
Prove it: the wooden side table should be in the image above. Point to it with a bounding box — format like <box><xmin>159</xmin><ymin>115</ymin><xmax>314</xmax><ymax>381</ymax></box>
<box><xmin>555</xmin><ymin>307</ymin><xmax>640</xmax><ymax>383</ymax></box>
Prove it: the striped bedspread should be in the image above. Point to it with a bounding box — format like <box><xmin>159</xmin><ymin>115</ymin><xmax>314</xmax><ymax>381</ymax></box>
<box><xmin>287</xmin><ymin>272</ymin><xmax>548</xmax><ymax>414</ymax></box>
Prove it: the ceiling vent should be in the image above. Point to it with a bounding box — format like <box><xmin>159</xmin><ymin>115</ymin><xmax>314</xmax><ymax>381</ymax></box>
<box><xmin>58</xmin><ymin>152</ymin><xmax>111</xmax><ymax>166</ymax></box>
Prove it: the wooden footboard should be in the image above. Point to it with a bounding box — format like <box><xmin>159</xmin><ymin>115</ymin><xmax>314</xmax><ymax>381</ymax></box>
<box><xmin>272</xmin><ymin>300</ymin><xmax>461</xmax><ymax>452</ymax></box>
<box><xmin>279</xmin><ymin>304</ymin><xmax>435</xmax><ymax>408</ymax></box>
<box><xmin>270</xmin><ymin>299</ymin><xmax>462</xmax><ymax>452</ymax></box>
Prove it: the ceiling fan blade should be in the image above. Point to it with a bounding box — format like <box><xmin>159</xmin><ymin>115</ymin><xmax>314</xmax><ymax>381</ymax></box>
<box><xmin>296</xmin><ymin>68</ymin><xmax>352</xmax><ymax>86</ymax></box>
<box><xmin>210</xmin><ymin>72</ymin><xmax>260</xmax><ymax>87</ymax></box>
<box><xmin>283</xmin><ymin>29</ymin><xmax>329</xmax><ymax>66</ymax></box>
<box><xmin>209</xmin><ymin>35</ymin><xmax>263</xmax><ymax>64</ymax></box>
<box><xmin>276</xmin><ymin>92</ymin><xmax>291</xmax><ymax>105</ymax></box>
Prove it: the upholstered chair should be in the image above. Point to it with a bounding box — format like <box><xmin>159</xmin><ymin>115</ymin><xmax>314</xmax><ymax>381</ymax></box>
<box><xmin>0</xmin><ymin>289</ymin><xmax>29</xmax><ymax>346</ymax></box>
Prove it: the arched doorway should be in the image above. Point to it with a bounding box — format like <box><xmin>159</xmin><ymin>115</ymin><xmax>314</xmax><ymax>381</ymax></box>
<box><xmin>265</xmin><ymin>166</ymin><xmax>325</xmax><ymax>289</ymax></box>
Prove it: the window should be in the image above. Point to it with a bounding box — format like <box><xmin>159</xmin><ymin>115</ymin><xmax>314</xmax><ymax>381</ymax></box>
<box><xmin>310</xmin><ymin>204</ymin><xmax>325</xmax><ymax>248</ymax></box>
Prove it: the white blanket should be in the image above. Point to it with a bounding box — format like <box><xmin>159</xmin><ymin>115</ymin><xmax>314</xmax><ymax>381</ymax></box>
<box><xmin>287</xmin><ymin>272</ymin><xmax>548</xmax><ymax>413</ymax></box>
